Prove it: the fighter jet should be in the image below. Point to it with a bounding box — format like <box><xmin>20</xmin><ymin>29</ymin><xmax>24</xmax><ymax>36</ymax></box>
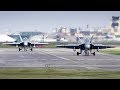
<box><xmin>3</xmin><ymin>34</ymin><xmax>49</xmax><ymax>51</ymax></box>
<box><xmin>56</xmin><ymin>35</ymin><xmax>115</xmax><ymax>56</ymax></box>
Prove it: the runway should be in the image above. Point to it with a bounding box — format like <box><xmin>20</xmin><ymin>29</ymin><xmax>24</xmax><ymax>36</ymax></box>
<box><xmin>0</xmin><ymin>48</ymin><xmax>120</xmax><ymax>71</ymax></box>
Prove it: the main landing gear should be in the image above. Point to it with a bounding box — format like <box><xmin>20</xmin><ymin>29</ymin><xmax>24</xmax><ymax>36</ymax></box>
<box><xmin>19</xmin><ymin>48</ymin><xmax>22</xmax><ymax>51</ymax></box>
<box><xmin>30</xmin><ymin>48</ymin><xmax>33</xmax><ymax>51</ymax></box>
<box><xmin>77</xmin><ymin>52</ymin><xmax>81</xmax><ymax>56</ymax></box>
<box><xmin>77</xmin><ymin>51</ymin><xmax>95</xmax><ymax>56</ymax></box>
<box><xmin>92</xmin><ymin>52</ymin><xmax>95</xmax><ymax>56</ymax></box>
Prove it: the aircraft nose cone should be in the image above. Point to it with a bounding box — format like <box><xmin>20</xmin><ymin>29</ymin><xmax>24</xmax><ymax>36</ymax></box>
<box><xmin>24</xmin><ymin>42</ymin><xmax>28</xmax><ymax>46</ymax></box>
<box><xmin>85</xmin><ymin>44</ymin><xmax>90</xmax><ymax>49</ymax></box>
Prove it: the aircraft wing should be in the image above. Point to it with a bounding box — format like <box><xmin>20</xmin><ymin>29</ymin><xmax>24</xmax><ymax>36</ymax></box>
<box><xmin>56</xmin><ymin>44</ymin><xmax>80</xmax><ymax>49</ymax></box>
<box><xmin>28</xmin><ymin>42</ymin><xmax>49</xmax><ymax>47</ymax></box>
<box><xmin>2</xmin><ymin>42</ymin><xmax>22</xmax><ymax>46</ymax></box>
<box><xmin>56</xmin><ymin>44</ymin><xmax>115</xmax><ymax>49</ymax></box>
<box><xmin>3</xmin><ymin>42</ymin><xmax>49</xmax><ymax>47</ymax></box>
<box><xmin>92</xmin><ymin>44</ymin><xmax>115</xmax><ymax>49</ymax></box>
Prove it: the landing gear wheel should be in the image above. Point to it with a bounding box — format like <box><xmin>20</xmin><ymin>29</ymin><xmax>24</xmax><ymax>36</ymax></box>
<box><xmin>77</xmin><ymin>52</ymin><xmax>79</xmax><ymax>56</ymax></box>
<box><xmin>93</xmin><ymin>52</ymin><xmax>95</xmax><ymax>56</ymax></box>
<box><xmin>19</xmin><ymin>48</ymin><xmax>21</xmax><ymax>51</ymax></box>
<box><xmin>31</xmin><ymin>48</ymin><xmax>33</xmax><ymax>51</ymax></box>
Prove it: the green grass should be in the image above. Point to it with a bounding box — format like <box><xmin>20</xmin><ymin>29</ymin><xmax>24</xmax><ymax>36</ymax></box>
<box><xmin>94</xmin><ymin>42</ymin><xmax>120</xmax><ymax>45</ymax></box>
<box><xmin>43</xmin><ymin>42</ymin><xmax>57</xmax><ymax>48</ymax></box>
<box><xmin>100</xmin><ymin>49</ymin><xmax>120</xmax><ymax>55</ymax></box>
<box><xmin>0</xmin><ymin>43</ymin><xmax>15</xmax><ymax>48</ymax></box>
<box><xmin>0</xmin><ymin>68</ymin><xmax>120</xmax><ymax>79</ymax></box>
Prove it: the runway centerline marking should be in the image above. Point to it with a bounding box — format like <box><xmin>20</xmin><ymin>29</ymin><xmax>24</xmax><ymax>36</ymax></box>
<box><xmin>37</xmin><ymin>50</ymin><xmax>77</xmax><ymax>63</ymax></box>
<box><xmin>41</xmin><ymin>59</ymin><xmax>47</xmax><ymax>60</ymax></box>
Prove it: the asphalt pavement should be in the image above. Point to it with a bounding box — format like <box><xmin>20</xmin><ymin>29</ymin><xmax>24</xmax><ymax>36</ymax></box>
<box><xmin>0</xmin><ymin>48</ymin><xmax>120</xmax><ymax>71</ymax></box>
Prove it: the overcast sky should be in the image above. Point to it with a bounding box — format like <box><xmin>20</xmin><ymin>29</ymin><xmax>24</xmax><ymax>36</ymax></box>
<box><xmin>0</xmin><ymin>11</ymin><xmax>120</xmax><ymax>33</ymax></box>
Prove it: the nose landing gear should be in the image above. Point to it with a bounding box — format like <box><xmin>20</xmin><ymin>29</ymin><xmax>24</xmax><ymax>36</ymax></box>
<box><xmin>77</xmin><ymin>52</ymin><xmax>80</xmax><ymax>56</ymax></box>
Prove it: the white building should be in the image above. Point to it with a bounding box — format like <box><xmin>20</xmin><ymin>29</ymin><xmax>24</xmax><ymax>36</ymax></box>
<box><xmin>0</xmin><ymin>34</ymin><xmax>15</xmax><ymax>42</ymax></box>
<box><xmin>29</xmin><ymin>35</ymin><xmax>68</xmax><ymax>42</ymax></box>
